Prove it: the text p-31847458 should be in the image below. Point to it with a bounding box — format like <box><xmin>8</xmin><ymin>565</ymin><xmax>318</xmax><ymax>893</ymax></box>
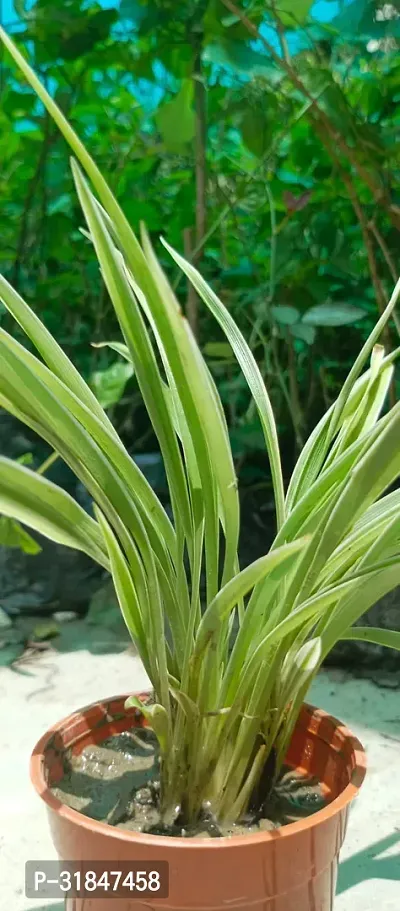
<box><xmin>25</xmin><ymin>860</ymin><xmax>169</xmax><ymax>899</ymax></box>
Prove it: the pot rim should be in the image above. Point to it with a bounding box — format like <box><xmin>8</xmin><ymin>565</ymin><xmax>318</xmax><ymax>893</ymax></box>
<box><xmin>30</xmin><ymin>693</ymin><xmax>366</xmax><ymax>849</ymax></box>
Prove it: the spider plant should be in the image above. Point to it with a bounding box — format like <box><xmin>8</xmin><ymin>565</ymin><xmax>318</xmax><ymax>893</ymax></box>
<box><xmin>1</xmin><ymin>28</ymin><xmax>400</xmax><ymax>828</ymax></box>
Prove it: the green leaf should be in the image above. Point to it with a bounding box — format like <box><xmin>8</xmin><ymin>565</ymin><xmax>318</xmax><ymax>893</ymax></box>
<box><xmin>91</xmin><ymin>341</ymin><xmax>132</xmax><ymax>362</ymax></box>
<box><xmin>326</xmin><ymin>280</ymin><xmax>400</xmax><ymax>447</ymax></box>
<box><xmin>0</xmin><ymin>516</ymin><xmax>41</xmax><ymax>554</ymax></box>
<box><xmin>321</xmin><ymin>563</ymin><xmax>400</xmax><ymax>656</ymax></box>
<box><xmin>169</xmin><ymin>687</ymin><xmax>200</xmax><ymax>720</ymax></box>
<box><xmin>323</xmin><ymin>355</ymin><xmax>394</xmax><ymax>469</ymax></box>
<box><xmin>221</xmin><ymin>14</ymin><xmax>240</xmax><ymax>27</ymax></box>
<box><xmin>354</xmin><ymin>489</ymin><xmax>400</xmax><ymax>536</ymax></box>
<box><xmin>275</xmin><ymin>0</ymin><xmax>313</xmax><ymax>26</ymax></box>
<box><xmin>0</xmin><ymin>273</ymin><xmax>114</xmax><ymax>431</ymax></box>
<box><xmin>90</xmin><ymin>360</ymin><xmax>134</xmax><ymax>409</ymax></box>
<box><xmin>163</xmin><ymin>240</ymin><xmax>286</xmax><ymax>530</ymax></box>
<box><xmin>241</xmin><ymin>578</ymin><xmax>356</xmax><ymax>687</ymax></box>
<box><xmin>94</xmin><ymin>506</ymin><xmax>153</xmax><ymax>680</ymax></box>
<box><xmin>0</xmin><ymin>329</ymin><xmax>170</xmax><ymax>577</ymax></box>
<box><xmin>17</xmin><ymin>452</ymin><xmax>34</xmax><ymax>466</ymax></box>
<box><xmin>69</xmin><ymin>163</ymin><xmax>192</xmax><ymax>557</ymax></box>
<box><xmin>340</xmin><ymin>627</ymin><xmax>400</xmax><ymax>651</ymax></box>
<box><xmin>48</xmin><ymin>193</ymin><xmax>73</xmax><ymax>217</ymax></box>
<box><xmin>222</xmin><ymin>259</ymin><xmax>254</xmax><ymax>281</ymax></box>
<box><xmin>94</xmin><ymin>495</ymin><xmax>170</xmax><ymax>710</ymax></box>
<box><xmin>271</xmin><ymin>305</ymin><xmax>300</xmax><ymax>326</ymax></box>
<box><xmin>290</xmin><ymin>323</ymin><xmax>316</xmax><ymax>344</ymax></box>
<box><xmin>241</xmin><ymin>108</ymin><xmax>273</xmax><ymax>158</ymax></box>
<box><xmin>281</xmin><ymin>425</ymin><xmax>379</xmax><ymax>546</ymax></box>
<box><xmin>302</xmin><ymin>303</ymin><xmax>367</xmax><ymax>327</ymax></box>
<box><xmin>330</xmin><ymin>0</ymin><xmax>365</xmax><ymax>35</ymax></box>
<box><xmin>203</xmin><ymin>341</ymin><xmax>233</xmax><ymax>359</ymax></box>
<box><xmin>286</xmin><ymin>345</ymin><xmax>400</xmax><ymax>513</ymax></box>
<box><xmin>194</xmin><ymin>538</ymin><xmax>309</xmax><ymax>657</ymax></box>
<box><xmin>155</xmin><ymin>81</ymin><xmax>195</xmax><ymax>152</ymax></box>
<box><xmin>124</xmin><ymin>695</ymin><xmax>170</xmax><ymax>754</ymax></box>
<box><xmin>0</xmin><ymin>457</ymin><xmax>108</xmax><ymax>568</ymax></box>
<box><xmin>138</xmin><ymin>225</ymin><xmax>239</xmax><ymax>596</ymax></box>
<box><xmin>204</xmin><ymin>40</ymin><xmax>279</xmax><ymax>81</ymax></box>
<box><xmin>302</xmin><ymin>405</ymin><xmax>400</xmax><ymax>601</ymax></box>
<box><xmin>0</xmin><ymin>323</ymin><xmax>175</xmax><ymax>569</ymax></box>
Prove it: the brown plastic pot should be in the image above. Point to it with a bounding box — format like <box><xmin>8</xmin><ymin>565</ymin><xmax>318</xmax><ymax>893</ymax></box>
<box><xmin>30</xmin><ymin>693</ymin><xmax>366</xmax><ymax>911</ymax></box>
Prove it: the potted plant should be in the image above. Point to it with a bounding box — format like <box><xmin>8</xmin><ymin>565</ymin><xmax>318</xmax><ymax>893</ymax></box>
<box><xmin>1</xmin><ymin>27</ymin><xmax>400</xmax><ymax>911</ymax></box>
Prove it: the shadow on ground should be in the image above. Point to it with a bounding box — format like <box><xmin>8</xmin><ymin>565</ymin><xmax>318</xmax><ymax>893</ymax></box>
<box><xmin>52</xmin><ymin>617</ymin><xmax>130</xmax><ymax>656</ymax></box>
<box><xmin>310</xmin><ymin>670</ymin><xmax>400</xmax><ymax>741</ymax></box>
<box><xmin>0</xmin><ymin>590</ymin><xmax>133</xmax><ymax>669</ymax></box>
<box><xmin>0</xmin><ymin>619</ymin><xmax>132</xmax><ymax>670</ymax></box>
<box><xmin>338</xmin><ymin>831</ymin><xmax>400</xmax><ymax>894</ymax></box>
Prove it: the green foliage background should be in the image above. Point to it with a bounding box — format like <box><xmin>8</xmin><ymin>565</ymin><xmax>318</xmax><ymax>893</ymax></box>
<box><xmin>1</xmin><ymin>0</ymin><xmax>399</xmax><ymax>488</ymax></box>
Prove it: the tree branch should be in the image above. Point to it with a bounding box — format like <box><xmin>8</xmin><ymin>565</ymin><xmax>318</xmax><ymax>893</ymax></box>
<box><xmin>368</xmin><ymin>221</ymin><xmax>400</xmax><ymax>338</ymax></box>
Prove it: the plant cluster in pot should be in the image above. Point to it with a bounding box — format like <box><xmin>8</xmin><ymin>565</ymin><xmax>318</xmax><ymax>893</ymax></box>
<box><xmin>1</xmin><ymin>27</ymin><xmax>400</xmax><ymax>911</ymax></box>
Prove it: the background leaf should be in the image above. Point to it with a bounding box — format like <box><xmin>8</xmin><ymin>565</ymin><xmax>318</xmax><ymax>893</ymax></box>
<box><xmin>290</xmin><ymin>323</ymin><xmax>316</xmax><ymax>344</ymax></box>
<box><xmin>203</xmin><ymin>341</ymin><xmax>233</xmax><ymax>358</ymax></box>
<box><xmin>0</xmin><ymin>516</ymin><xmax>41</xmax><ymax>554</ymax></box>
<box><xmin>90</xmin><ymin>360</ymin><xmax>134</xmax><ymax>409</ymax></box>
<box><xmin>275</xmin><ymin>0</ymin><xmax>313</xmax><ymax>27</ymax></box>
<box><xmin>155</xmin><ymin>80</ymin><xmax>195</xmax><ymax>151</ymax></box>
<box><xmin>241</xmin><ymin>108</ymin><xmax>272</xmax><ymax>158</ymax></box>
<box><xmin>271</xmin><ymin>305</ymin><xmax>300</xmax><ymax>326</ymax></box>
<box><xmin>302</xmin><ymin>303</ymin><xmax>367</xmax><ymax>327</ymax></box>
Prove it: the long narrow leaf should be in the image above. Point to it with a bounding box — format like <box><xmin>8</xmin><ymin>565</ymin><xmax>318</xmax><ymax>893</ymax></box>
<box><xmin>91</xmin><ymin>341</ymin><xmax>132</xmax><ymax>362</ymax></box>
<box><xmin>341</xmin><ymin>626</ymin><xmax>400</xmax><ymax>651</ymax></box>
<box><xmin>0</xmin><ymin>283</ymin><xmax>175</xmax><ymax>561</ymax></box>
<box><xmin>194</xmin><ymin>538</ymin><xmax>309</xmax><ymax>658</ymax></box>
<box><xmin>0</xmin><ymin>341</ymin><xmax>160</xmax><ymax>551</ymax></box>
<box><xmin>162</xmin><ymin>240</ymin><xmax>286</xmax><ymax>530</ymax></box>
<box><xmin>321</xmin><ymin>563</ymin><xmax>400</xmax><ymax>655</ymax></box>
<box><xmin>327</xmin><ymin>278</ymin><xmax>400</xmax><ymax>444</ymax></box>
<box><xmin>286</xmin><ymin>347</ymin><xmax>400</xmax><ymax>511</ymax></box>
<box><xmin>70</xmin><ymin>162</ymin><xmax>194</xmax><ymax>562</ymax></box>
<box><xmin>94</xmin><ymin>507</ymin><xmax>154</xmax><ymax>681</ymax></box>
<box><xmin>0</xmin><ymin>457</ymin><xmax>108</xmax><ymax>568</ymax></box>
<box><xmin>139</xmin><ymin>227</ymin><xmax>239</xmax><ymax>585</ymax></box>
<box><xmin>292</xmin><ymin>404</ymin><xmax>400</xmax><ymax>605</ymax></box>
<box><xmin>0</xmin><ymin>328</ymin><xmax>176</xmax><ymax>568</ymax></box>
<box><xmin>0</xmin><ymin>274</ymin><xmax>112</xmax><ymax>428</ymax></box>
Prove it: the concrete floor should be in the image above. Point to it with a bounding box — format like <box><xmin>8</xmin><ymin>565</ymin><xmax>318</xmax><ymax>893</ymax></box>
<box><xmin>0</xmin><ymin>618</ymin><xmax>399</xmax><ymax>910</ymax></box>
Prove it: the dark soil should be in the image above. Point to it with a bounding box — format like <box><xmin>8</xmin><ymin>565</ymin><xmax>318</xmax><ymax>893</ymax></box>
<box><xmin>51</xmin><ymin>729</ymin><xmax>327</xmax><ymax>838</ymax></box>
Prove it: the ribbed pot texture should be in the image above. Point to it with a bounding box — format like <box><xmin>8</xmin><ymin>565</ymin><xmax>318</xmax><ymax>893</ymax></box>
<box><xmin>30</xmin><ymin>693</ymin><xmax>366</xmax><ymax>911</ymax></box>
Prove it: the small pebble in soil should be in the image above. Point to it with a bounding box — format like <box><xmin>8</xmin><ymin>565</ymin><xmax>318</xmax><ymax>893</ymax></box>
<box><xmin>259</xmin><ymin>818</ymin><xmax>276</xmax><ymax>832</ymax></box>
<box><xmin>135</xmin><ymin>787</ymin><xmax>154</xmax><ymax>805</ymax></box>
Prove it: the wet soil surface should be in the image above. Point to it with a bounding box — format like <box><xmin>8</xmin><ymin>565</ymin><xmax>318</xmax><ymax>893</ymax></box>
<box><xmin>51</xmin><ymin>729</ymin><xmax>327</xmax><ymax>838</ymax></box>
